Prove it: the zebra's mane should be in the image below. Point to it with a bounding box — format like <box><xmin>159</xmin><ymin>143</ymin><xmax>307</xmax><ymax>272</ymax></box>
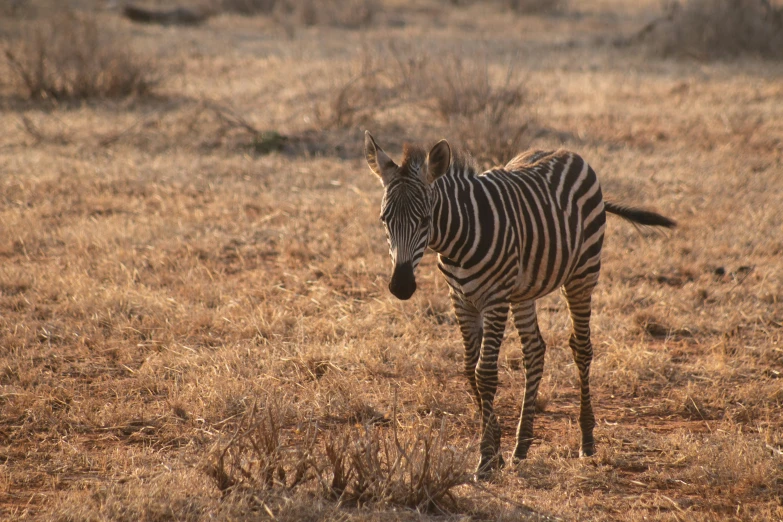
<box><xmin>447</xmin><ymin>146</ymin><xmax>479</xmax><ymax>177</ymax></box>
<box><xmin>400</xmin><ymin>143</ymin><xmax>427</xmax><ymax>172</ymax></box>
<box><xmin>400</xmin><ymin>142</ymin><xmax>479</xmax><ymax>178</ymax></box>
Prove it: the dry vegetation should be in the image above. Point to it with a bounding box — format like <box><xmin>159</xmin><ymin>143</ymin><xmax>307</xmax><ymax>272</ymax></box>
<box><xmin>1</xmin><ymin>0</ymin><xmax>783</xmax><ymax>520</ymax></box>
<box><xmin>629</xmin><ymin>0</ymin><xmax>783</xmax><ymax>59</ymax></box>
<box><xmin>3</xmin><ymin>10</ymin><xmax>156</xmax><ymax>100</ymax></box>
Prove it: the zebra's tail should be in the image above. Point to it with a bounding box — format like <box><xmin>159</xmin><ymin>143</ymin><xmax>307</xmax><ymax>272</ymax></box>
<box><xmin>604</xmin><ymin>201</ymin><xmax>676</xmax><ymax>228</ymax></box>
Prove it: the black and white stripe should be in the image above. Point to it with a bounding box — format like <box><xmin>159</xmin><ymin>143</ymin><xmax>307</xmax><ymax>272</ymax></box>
<box><xmin>364</xmin><ymin>132</ymin><xmax>675</xmax><ymax>477</ymax></box>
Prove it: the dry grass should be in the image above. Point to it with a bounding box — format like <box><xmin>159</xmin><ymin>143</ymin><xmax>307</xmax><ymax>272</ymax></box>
<box><xmin>2</xmin><ymin>10</ymin><xmax>157</xmax><ymax>101</ymax></box>
<box><xmin>1</xmin><ymin>1</ymin><xmax>783</xmax><ymax>520</ymax></box>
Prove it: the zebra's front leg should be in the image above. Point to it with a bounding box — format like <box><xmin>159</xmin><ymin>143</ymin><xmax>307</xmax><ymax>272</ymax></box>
<box><xmin>452</xmin><ymin>293</ymin><xmax>483</xmax><ymax>411</ymax></box>
<box><xmin>475</xmin><ymin>303</ymin><xmax>509</xmax><ymax>479</ymax></box>
<box><xmin>511</xmin><ymin>301</ymin><xmax>547</xmax><ymax>462</ymax></box>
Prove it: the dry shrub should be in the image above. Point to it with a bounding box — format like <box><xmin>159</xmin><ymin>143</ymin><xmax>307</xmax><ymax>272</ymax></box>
<box><xmin>448</xmin><ymin>0</ymin><xmax>567</xmax><ymax>14</ymax></box>
<box><xmin>315</xmin><ymin>47</ymin><xmax>426</xmax><ymax>129</ymax></box>
<box><xmin>206</xmin><ymin>396</ymin><xmax>317</xmax><ymax>493</ymax></box>
<box><xmin>206</xmin><ymin>395</ymin><xmax>471</xmax><ymax>512</ymax></box>
<box><xmin>322</xmin><ymin>56</ymin><xmax>388</xmax><ymax>129</ymax></box>
<box><xmin>316</xmin><ymin>47</ymin><xmax>531</xmax><ymax>161</ymax></box>
<box><xmin>424</xmin><ymin>53</ymin><xmax>530</xmax><ymax>164</ymax></box>
<box><xmin>289</xmin><ymin>0</ymin><xmax>377</xmax><ymax>28</ymax></box>
<box><xmin>220</xmin><ymin>0</ymin><xmax>377</xmax><ymax>28</ymax></box>
<box><xmin>644</xmin><ymin>0</ymin><xmax>783</xmax><ymax>59</ymax></box>
<box><xmin>3</xmin><ymin>11</ymin><xmax>156</xmax><ymax>100</ymax></box>
<box><xmin>505</xmin><ymin>0</ymin><xmax>568</xmax><ymax>14</ymax></box>
<box><xmin>219</xmin><ymin>0</ymin><xmax>279</xmax><ymax>15</ymax></box>
<box><xmin>325</xmin><ymin>422</ymin><xmax>470</xmax><ymax>511</ymax></box>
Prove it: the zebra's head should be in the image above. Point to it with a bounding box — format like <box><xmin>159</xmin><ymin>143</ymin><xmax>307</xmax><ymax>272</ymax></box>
<box><xmin>364</xmin><ymin>131</ymin><xmax>451</xmax><ymax>300</ymax></box>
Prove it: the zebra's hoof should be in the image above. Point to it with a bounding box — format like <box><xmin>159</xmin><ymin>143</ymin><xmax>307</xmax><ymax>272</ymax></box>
<box><xmin>512</xmin><ymin>451</ymin><xmax>528</xmax><ymax>464</ymax></box>
<box><xmin>475</xmin><ymin>454</ymin><xmax>505</xmax><ymax>480</ymax></box>
<box><xmin>579</xmin><ymin>443</ymin><xmax>596</xmax><ymax>457</ymax></box>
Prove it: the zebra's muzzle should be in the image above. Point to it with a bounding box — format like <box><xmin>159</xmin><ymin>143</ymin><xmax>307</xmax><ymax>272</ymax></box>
<box><xmin>389</xmin><ymin>262</ymin><xmax>416</xmax><ymax>300</ymax></box>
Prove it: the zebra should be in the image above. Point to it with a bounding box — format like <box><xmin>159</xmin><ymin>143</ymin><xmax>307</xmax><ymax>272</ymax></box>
<box><xmin>363</xmin><ymin>131</ymin><xmax>676</xmax><ymax>478</ymax></box>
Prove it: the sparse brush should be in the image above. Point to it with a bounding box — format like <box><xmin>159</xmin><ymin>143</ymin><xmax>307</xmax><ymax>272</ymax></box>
<box><xmin>506</xmin><ymin>0</ymin><xmax>568</xmax><ymax>14</ymax></box>
<box><xmin>329</xmin><ymin>421</ymin><xmax>472</xmax><ymax>511</ymax></box>
<box><xmin>221</xmin><ymin>0</ymin><xmax>377</xmax><ymax>28</ymax></box>
<box><xmin>206</xmin><ymin>395</ymin><xmax>318</xmax><ymax>493</ymax></box>
<box><xmin>3</xmin><ymin>10</ymin><xmax>157</xmax><ymax>101</ymax></box>
<box><xmin>424</xmin><ymin>53</ymin><xmax>531</xmax><ymax>164</ymax></box>
<box><xmin>219</xmin><ymin>0</ymin><xmax>280</xmax><ymax>15</ymax></box>
<box><xmin>448</xmin><ymin>0</ymin><xmax>568</xmax><ymax>14</ymax></box>
<box><xmin>318</xmin><ymin>51</ymin><xmax>393</xmax><ymax>129</ymax></box>
<box><xmin>205</xmin><ymin>394</ymin><xmax>471</xmax><ymax>512</ymax></box>
<box><xmin>635</xmin><ymin>0</ymin><xmax>783</xmax><ymax>59</ymax></box>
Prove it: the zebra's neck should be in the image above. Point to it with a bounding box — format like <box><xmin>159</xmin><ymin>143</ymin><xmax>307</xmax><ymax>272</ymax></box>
<box><xmin>428</xmin><ymin>163</ymin><xmax>480</xmax><ymax>260</ymax></box>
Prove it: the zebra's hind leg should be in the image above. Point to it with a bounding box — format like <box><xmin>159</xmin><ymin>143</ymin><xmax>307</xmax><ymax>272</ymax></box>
<box><xmin>475</xmin><ymin>302</ymin><xmax>510</xmax><ymax>478</ymax></box>
<box><xmin>511</xmin><ymin>300</ymin><xmax>547</xmax><ymax>462</ymax></box>
<box><xmin>451</xmin><ymin>292</ymin><xmax>483</xmax><ymax>412</ymax></box>
<box><xmin>563</xmin><ymin>279</ymin><xmax>599</xmax><ymax>457</ymax></box>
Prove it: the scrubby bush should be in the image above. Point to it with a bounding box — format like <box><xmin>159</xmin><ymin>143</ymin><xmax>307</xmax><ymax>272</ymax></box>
<box><xmin>3</xmin><ymin>10</ymin><xmax>157</xmax><ymax>100</ymax></box>
<box><xmin>505</xmin><ymin>0</ymin><xmax>568</xmax><ymax>14</ymax></box>
<box><xmin>642</xmin><ymin>0</ymin><xmax>783</xmax><ymax>59</ymax></box>
<box><xmin>447</xmin><ymin>0</ymin><xmax>568</xmax><ymax>14</ymax></box>
<box><xmin>220</xmin><ymin>0</ymin><xmax>377</xmax><ymax>28</ymax></box>
<box><xmin>423</xmin><ymin>53</ymin><xmax>531</xmax><ymax>164</ymax></box>
<box><xmin>318</xmin><ymin>47</ymin><xmax>531</xmax><ymax>163</ymax></box>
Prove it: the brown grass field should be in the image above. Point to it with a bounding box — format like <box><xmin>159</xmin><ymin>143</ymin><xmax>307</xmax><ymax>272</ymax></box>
<box><xmin>1</xmin><ymin>0</ymin><xmax>783</xmax><ymax>520</ymax></box>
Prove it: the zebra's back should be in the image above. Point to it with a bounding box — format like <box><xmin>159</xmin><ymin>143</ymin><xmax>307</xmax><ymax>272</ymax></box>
<box><xmin>436</xmin><ymin>150</ymin><xmax>606</xmax><ymax>304</ymax></box>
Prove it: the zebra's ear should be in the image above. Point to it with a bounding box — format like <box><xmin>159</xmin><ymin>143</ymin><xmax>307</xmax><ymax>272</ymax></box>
<box><xmin>426</xmin><ymin>139</ymin><xmax>451</xmax><ymax>183</ymax></box>
<box><xmin>365</xmin><ymin>131</ymin><xmax>398</xmax><ymax>186</ymax></box>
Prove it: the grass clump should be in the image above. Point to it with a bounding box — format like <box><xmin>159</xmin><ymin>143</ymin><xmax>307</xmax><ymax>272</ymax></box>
<box><xmin>3</xmin><ymin>10</ymin><xmax>157</xmax><ymax>101</ymax></box>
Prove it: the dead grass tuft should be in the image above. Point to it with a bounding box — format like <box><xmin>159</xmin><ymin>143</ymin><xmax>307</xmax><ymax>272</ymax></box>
<box><xmin>2</xmin><ymin>10</ymin><xmax>157</xmax><ymax>101</ymax></box>
<box><xmin>638</xmin><ymin>0</ymin><xmax>783</xmax><ymax>59</ymax></box>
